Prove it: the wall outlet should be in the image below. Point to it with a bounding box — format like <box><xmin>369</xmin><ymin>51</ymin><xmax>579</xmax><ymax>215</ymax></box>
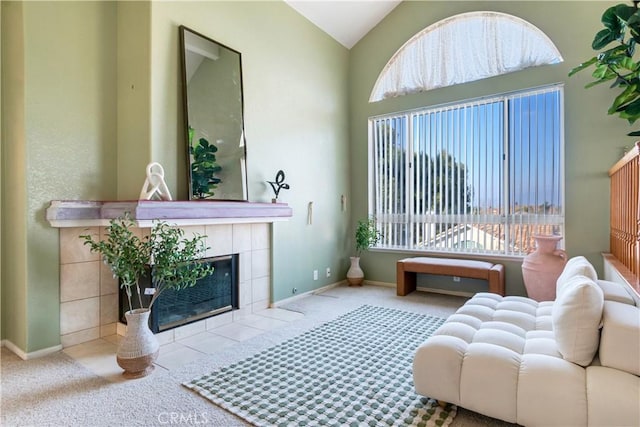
<box><xmin>326</xmin><ymin>267</ymin><xmax>331</xmax><ymax>278</ymax></box>
<box><xmin>453</xmin><ymin>276</ymin><xmax>461</xmax><ymax>282</ymax></box>
<box><xmin>313</xmin><ymin>270</ymin><xmax>318</xmax><ymax>280</ymax></box>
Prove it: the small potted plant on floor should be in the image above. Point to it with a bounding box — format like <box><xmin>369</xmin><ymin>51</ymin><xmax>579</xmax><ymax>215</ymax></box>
<box><xmin>347</xmin><ymin>217</ymin><xmax>382</xmax><ymax>286</ymax></box>
<box><xmin>81</xmin><ymin>214</ymin><xmax>211</xmax><ymax>378</ymax></box>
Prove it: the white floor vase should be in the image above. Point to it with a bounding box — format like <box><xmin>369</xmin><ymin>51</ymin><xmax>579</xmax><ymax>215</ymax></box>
<box><xmin>116</xmin><ymin>308</ymin><xmax>159</xmax><ymax>379</ymax></box>
<box><xmin>346</xmin><ymin>256</ymin><xmax>364</xmax><ymax>286</ymax></box>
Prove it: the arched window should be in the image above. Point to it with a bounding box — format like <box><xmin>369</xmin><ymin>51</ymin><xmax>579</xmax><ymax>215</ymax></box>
<box><xmin>369</xmin><ymin>11</ymin><xmax>563</xmax><ymax>102</ymax></box>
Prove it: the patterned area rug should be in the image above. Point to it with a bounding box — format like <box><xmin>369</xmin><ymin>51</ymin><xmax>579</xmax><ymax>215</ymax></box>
<box><xmin>184</xmin><ymin>305</ymin><xmax>456</xmax><ymax>427</ymax></box>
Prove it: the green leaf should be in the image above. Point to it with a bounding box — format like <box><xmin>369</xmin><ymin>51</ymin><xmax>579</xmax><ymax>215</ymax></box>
<box><xmin>598</xmin><ymin>68</ymin><xmax>618</xmax><ymax>83</ymax></box>
<box><xmin>585</xmin><ymin>77</ymin><xmax>616</xmax><ymax>89</ymax></box>
<box><xmin>600</xmin><ymin>5</ymin><xmax>634</xmax><ymax>37</ymax></box>
<box><xmin>618</xmin><ymin>97</ymin><xmax>640</xmax><ymax>123</ymax></box>
<box><xmin>628</xmin><ymin>11</ymin><xmax>640</xmax><ymax>42</ymax></box>
<box><xmin>627</xmin><ymin>129</ymin><xmax>640</xmax><ymax>136</ymax></box>
<box><xmin>592</xmin><ymin>63</ymin><xmax>613</xmax><ymax>79</ymax></box>
<box><xmin>614</xmin><ymin>3</ymin><xmax>636</xmax><ymax>22</ymax></box>
<box><xmin>617</xmin><ymin>56</ymin><xmax>637</xmax><ymax>70</ymax></box>
<box><xmin>568</xmin><ymin>57</ymin><xmax>598</xmax><ymax>76</ymax></box>
<box><xmin>601</xmin><ymin>6</ymin><xmax>621</xmax><ymax>30</ymax></box>
<box><xmin>592</xmin><ymin>28</ymin><xmax>617</xmax><ymax>50</ymax></box>
<box><xmin>627</xmin><ymin>9</ymin><xmax>640</xmax><ymax>26</ymax></box>
<box><xmin>628</xmin><ymin>38</ymin><xmax>637</xmax><ymax>56</ymax></box>
<box><xmin>609</xmin><ymin>83</ymin><xmax>639</xmax><ymax>113</ymax></box>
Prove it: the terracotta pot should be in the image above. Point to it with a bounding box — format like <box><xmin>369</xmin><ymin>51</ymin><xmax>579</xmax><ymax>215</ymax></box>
<box><xmin>116</xmin><ymin>308</ymin><xmax>159</xmax><ymax>379</ymax></box>
<box><xmin>522</xmin><ymin>234</ymin><xmax>567</xmax><ymax>302</ymax></box>
<box><xmin>346</xmin><ymin>256</ymin><xmax>364</xmax><ymax>286</ymax></box>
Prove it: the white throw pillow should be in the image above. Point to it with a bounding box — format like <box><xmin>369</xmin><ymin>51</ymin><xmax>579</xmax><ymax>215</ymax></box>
<box><xmin>552</xmin><ymin>274</ymin><xmax>604</xmax><ymax>366</ymax></box>
<box><xmin>556</xmin><ymin>256</ymin><xmax>598</xmax><ymax>297</ymax></box>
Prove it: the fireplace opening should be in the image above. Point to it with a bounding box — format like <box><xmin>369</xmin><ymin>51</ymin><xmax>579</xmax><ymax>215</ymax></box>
<box><xmin>119</xmin><ymin>254</ymin><xmax>239</xmax><ymax>333</ymax></box>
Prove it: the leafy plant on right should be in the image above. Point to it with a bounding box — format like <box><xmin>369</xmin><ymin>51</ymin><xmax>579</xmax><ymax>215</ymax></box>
<box><xmin>569</xmin><ymin>2</ymin><xmax>640</xmax><ymax>136</ymax></box>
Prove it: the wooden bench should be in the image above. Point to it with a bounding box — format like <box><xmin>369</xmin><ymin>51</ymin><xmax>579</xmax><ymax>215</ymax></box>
<box><xmin>396</xmin><ymin>257</ymin><xmax>505</xmax><ymax>296</ymax></box>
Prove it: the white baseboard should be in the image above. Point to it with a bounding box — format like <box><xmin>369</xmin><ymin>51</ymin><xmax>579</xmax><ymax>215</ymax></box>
<box><xmin>270</xmin><ymin>280</ymin><xmax>346</xmax><ymax>308</ymax></box>
<box><xmin>1</xmin><ymin>339</ymin><xmax>62</xmax><ymax>360</ymax></box>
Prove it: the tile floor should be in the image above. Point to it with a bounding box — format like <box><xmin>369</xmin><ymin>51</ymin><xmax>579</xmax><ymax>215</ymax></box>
<box><xmin>62</xmin><ymin>307</ymin><xmax>304</xmax><ymax>382</ymax></box>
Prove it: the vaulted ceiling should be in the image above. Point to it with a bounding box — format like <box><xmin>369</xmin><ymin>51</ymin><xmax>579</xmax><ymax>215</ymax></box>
<box><xmin>284</xmin><ymin>0</ymin><xmax>402</xmax><ymax>49</ymax></box>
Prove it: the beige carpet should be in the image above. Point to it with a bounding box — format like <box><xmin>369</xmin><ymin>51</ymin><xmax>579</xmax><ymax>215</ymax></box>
<box><xmin>1</xmin><ymin>284</ymin><xmax>517</xmax><ymax>426</ymax></box>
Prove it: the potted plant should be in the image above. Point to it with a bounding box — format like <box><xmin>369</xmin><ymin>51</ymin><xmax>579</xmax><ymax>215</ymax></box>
<box><xmin>569</xmin><ymin>1</ymin><xmax>640</xmax><ymax>137</ymax></box>
<box><xmin>81</xmin><ymin>214</ymin><xmax>211</xmax><ymax>378</ymax></box>
<box><xmin>346</xmin><ymin>217</ymin><xmax>382</xmax><ymax>286</ymax></box>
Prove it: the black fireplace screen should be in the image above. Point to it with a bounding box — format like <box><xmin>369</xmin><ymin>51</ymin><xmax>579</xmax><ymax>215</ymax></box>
<box><xmin>119</xmin><ymin>254</ymin><xmax>239</xmax><ymax>333</ymax></box>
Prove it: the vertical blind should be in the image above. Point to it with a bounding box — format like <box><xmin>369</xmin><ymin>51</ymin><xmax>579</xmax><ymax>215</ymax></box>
<box><xmin>369</xmin><ymin>84</ymin><xmax>564</xmax><ymax>256</ymax></box>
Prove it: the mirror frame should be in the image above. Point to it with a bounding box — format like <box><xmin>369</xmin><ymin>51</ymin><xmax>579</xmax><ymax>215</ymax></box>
<box><xmin>179</xmin><ymin>25</ymin><xmax>249</xmax><ymax>201</ymax></box>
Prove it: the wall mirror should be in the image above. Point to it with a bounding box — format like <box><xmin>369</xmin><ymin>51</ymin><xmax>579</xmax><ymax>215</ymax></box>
<box><xmin>179</xmin><ymin>25</ymin><xmax>248</xmax><ymax>200</ymax></box>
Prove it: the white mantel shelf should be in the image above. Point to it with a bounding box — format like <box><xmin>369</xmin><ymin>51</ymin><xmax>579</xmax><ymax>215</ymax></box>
<box><xmin>46</xmin><ymin>200</ymin><xmax>293</xmax><ymax>227</ymax></box>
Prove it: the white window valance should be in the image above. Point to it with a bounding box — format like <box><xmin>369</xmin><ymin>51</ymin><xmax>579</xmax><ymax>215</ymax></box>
<box><xmin>369</xmin><ymin>11</ymin><xmax>563</xmax><ymax>102</ymax></box>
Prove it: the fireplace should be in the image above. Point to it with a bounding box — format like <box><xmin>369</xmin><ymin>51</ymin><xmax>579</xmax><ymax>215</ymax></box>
<box><xmin>119</xmin><ymin>254</ymin><xmax>239</xmax><ymax>333</ymax></box>
<box><xmin>49</xmin><ymin>201</ymin><xmax>288</xmax><ymax>349</ymax></box>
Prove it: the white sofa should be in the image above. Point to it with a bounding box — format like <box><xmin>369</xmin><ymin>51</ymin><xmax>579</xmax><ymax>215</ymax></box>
<box><xmin>413</xmin><ymin>256</ymin><xmax>640</xmax><ymax>426</ymax></box>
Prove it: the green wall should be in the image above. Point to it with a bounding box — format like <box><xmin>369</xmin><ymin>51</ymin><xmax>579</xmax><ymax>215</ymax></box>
<box><xmin>1</xmin><ymin>1</ymin><xmax>118</xmax><ymax>353</ymax></box>
<box><xmin>117</xmin><ymin>1</ymin><xmax>151</xmax><ymax>200</ymax></box>
<box><xmin>148</xmin><ymin>2</ymin><xmax>350</xmax><ymax>302</ymax></box>
<box><xmin>1</xmin><ymin>1</ymin><xmax>27</xmax><ymax>350</ymax></box>
<box><xmin>1</xmin><ymin>0</ymin><xmax>627</xmax><ymax>354</ymax></box>
<box><xmin>1</xmin><ymin>0</ymin><xmax>350</xmax><ymax>353</ymax></box>
<box><xmin>349</xmin><ymin>1</ymin><xmax>622</xmax><ymax>295</ymax></box>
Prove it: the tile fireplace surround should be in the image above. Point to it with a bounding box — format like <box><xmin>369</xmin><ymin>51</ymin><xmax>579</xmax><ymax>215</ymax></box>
<box><xmin>46</xmin><ymin>200</ymin><xmax>292</xmax><ymax>348</ymax></box>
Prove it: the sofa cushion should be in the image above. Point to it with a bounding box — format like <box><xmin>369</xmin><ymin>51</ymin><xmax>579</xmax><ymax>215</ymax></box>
<box><xmin>517</xmin><ymin>354</ymin><xmax>588</xmax><ymax>427</ymax></box>
<box><xmin>414</xmin><ymin>289</ymin><xmax>639</xmax><ymax>427</ymax></box>
<box><xmin>587</xmin><ymin>366</ymin><xmax>640</xmax><ymax>427</ymax></box>
<box><xmin>415</xmin><ymin>293</ymin><xmax>567</xmax><ymax>425</ymax></box>
<box><xmin>556</xmin><ymin>256</ymin><xmax>598</xmax><ymax>297</ymax></box>
<box><xmin>596</xmin><ymin>279</ymin><xmax>636</xmax><ymax>305</ymax></box>
<box><xmin>599</xmin><ymin>300</ymin><xmax>640</xmax><ymax>376</ymax></box>
<box><xmin>552</xmin><ymin>275</ymin><xmax>604</xmax><ymax>366</ymax></box>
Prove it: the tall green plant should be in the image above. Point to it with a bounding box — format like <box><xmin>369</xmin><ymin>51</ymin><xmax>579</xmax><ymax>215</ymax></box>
<box><xmin>569</xmin><ymin>2</ymin><xmax>640</xmax><ymax>136</ymax></box>
<box><xmin>81</xmin><ymin>215</ymin><xmax>212</xmax><ymax>312</ymax></box>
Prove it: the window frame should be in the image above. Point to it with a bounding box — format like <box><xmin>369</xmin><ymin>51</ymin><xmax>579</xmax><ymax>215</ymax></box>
<box><xmin>367</xmin><ymin>84</ymin><xmax>565</xmax><ymax>259</ymax></box>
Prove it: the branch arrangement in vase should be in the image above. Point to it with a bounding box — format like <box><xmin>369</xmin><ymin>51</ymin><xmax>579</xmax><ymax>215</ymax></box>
<box><xmin>81</xmin><ymin>214</ymin><xmax>212</xmax><ymax>312</ymax></box>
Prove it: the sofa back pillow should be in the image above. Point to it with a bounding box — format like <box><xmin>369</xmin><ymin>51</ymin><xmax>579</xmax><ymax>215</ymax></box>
<box><xmin>596</xmin><ymin>280</ymin><xmax>635</xmax><ymax>305</ymax></box>
<box><xmin>599</xmin><ymin>300</ymin><xmax>640</xmax><ymax>376</ymax></box>
<box><xmin>556</xmin><ymin>256</ymin><xmax>598</xmax><ymax>297</ymax></box>
<box><xmin>552</xmin><ymin>274</ymin><xmax>604</xmax><ymax>366</ymax></box>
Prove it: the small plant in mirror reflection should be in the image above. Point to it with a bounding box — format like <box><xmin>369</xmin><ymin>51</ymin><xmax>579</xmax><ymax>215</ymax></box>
<box><xmin>190</xmin><ymin>137</ymin><xmax>222</xmax><ymax>199</ymax></box>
